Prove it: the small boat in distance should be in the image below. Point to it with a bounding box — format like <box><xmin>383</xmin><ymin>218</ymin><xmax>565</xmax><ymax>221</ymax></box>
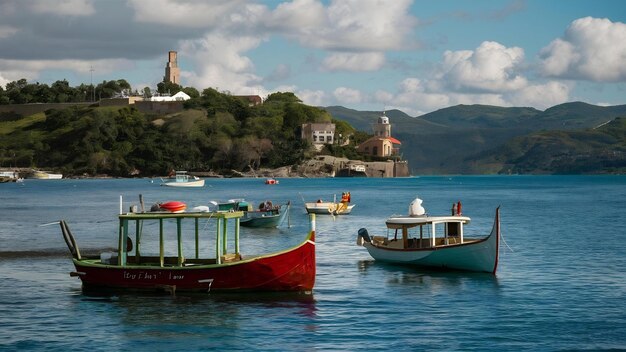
<box><xmin>357</xmin><ymin>197</ymin><xmax>500</xmax><ymax>274</ymax></box>
<box><xmin>211</xmin><ymin>199</ymin><xmax>290</xmax><ymax>228</ymax></box>
<box><xmin>160</xmin><ymin>171</ymin><xmax>205</xmax><ymax>188</ymax></box>
<box><xmin>59</xmin><ymin>199</ymin><xmax>316</xmax><ymax>294</ymax></box>
<box><xmin>241</xmin><ymin>201</ymin><xmax>290</xmax><ymax>228</ymax></box>
<box><xmin>265</xmin><ymin>178</ymin><xmax>279</xmax><ymax>185</ymax></box>
<box><xmin>305</xmin><ymin>192</ymin><xmax>354</xmax><ymax>215</ymax></box>
<box><xmin>31</xmin><ymin>170</ymin><xmax>63</xmax><ymax>179</ymax></box>
<box><xmin>0</xmin><ymin>171</ymin><xmax>20</xmax><ymax>182</ymax></box>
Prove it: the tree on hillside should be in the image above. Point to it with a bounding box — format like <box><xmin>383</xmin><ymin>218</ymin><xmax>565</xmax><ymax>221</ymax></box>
<box><xmin>157</xmin><ymin>81</ymin><xmax>182</xmax><ymax>95</ymax></box>
<box><xmin>265</xmin><ymin>92</ymin><xmax>302</xmax><ymax>104</ymax></box>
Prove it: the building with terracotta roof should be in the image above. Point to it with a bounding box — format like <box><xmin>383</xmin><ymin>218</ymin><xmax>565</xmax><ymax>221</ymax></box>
<box><xmin>357</xmin><ymin>112</ymin><xmax>401</xmax><ymax>158</ymax></box>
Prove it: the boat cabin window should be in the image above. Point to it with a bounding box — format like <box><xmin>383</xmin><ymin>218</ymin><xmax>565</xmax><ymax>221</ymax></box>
<box><xmin>385</xmin><ymin>220</ymin><xmax>464</xmax><ymax>249</ymax></box>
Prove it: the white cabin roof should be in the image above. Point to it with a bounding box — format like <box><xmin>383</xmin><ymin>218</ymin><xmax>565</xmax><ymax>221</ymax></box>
<box><xmin>386</xmin><ymin>215</ymin><xmax>471</xmax><ymax>228</ymax></box>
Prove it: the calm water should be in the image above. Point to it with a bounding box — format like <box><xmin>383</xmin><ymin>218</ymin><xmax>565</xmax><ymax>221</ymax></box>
<box><xmin>1</xmin><ymin>176</ymin><xmax>625</xmax><ymax>351</ymax></box>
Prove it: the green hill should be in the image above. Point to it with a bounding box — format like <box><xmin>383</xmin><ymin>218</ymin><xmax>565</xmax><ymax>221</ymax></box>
<box><xmin>529</xmin><ymin>102</ymin><xmax>626</xmax><ymax>130</ymax></box>
<box><xmin>467</xmin><ymin>117</ymin><xmax>626</xmax><ymax>174</ymax></box>
<box><xmin>0</xmin><ymin>91</ymin><xmax>333</xmax><ymax>176</ymax></box>
<box><xmin>419</xmin><ymin>104</ymin><xmax>541</xmax><ymax>129</ymax></box>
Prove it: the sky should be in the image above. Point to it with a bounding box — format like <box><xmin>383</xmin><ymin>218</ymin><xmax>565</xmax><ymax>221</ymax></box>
<box><xmin>1</xmin><ymin>0</ymin><xmax>625</xmax><ymax>116</ymax></box>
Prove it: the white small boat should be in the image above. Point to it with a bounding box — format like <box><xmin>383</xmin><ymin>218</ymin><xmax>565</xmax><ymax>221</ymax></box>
<box><xmin>305</xmin><ymin>192</ymin><xmax>354</xmax><ymax>215</ymax></box>
<box><xmin>31</xmin><ymin>170</ymin><xmax>63</xmax><ymax>179</ymax></box>
<box><xmin>305</xmin><ymin>202</ymin><xmax>355</xmax><ymax>215</ymax></box>
<box><xmin>160</xmin><ymin>171</ymin><xmax>205</xmax><ymax>188</ymax></box>
<box><xmin>357</xmin><ymin>197</ymin><xmax>500</xmax><ymax>274</ymax></box>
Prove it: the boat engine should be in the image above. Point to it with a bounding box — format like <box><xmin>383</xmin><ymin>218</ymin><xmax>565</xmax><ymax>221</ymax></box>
<box><xmin>357</xmin><ymin>228</ymin><xmax>371</xmax><ymax>246</ymax></box>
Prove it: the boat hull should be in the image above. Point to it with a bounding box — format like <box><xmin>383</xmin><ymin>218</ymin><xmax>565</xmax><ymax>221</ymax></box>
<box><xmin>32</xmin><ymin>171</ymin><xmax>63</xmax><ymax>179</ymax></box>
<box><xmin>240</xmin><ymin>205</ymin><xmax>289</xmax><ymax>228</ymax></box>
<box><xmin>161</xmin><ymin>179</ymin><xmax>205</xmax><ymax>187</ymax></box>
<box><xmin>362</xmin><ymin>208</ymin><xmax>500</xmax><ymax>273</ymax></box>
<box><xmin>305</xmin><ymin>202</ymin><xmax>354</xmax><ymax>215</ymax></box>
<box><xmin>72</xmin><ymin>231</ymin><xmax>315</xmax><ymax>293</ymax></box>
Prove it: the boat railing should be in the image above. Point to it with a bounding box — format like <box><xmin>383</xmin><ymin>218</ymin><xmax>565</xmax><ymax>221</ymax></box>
<box><xmin>117</xmin><ymin>211</ymin><xmax>244</xmax><ymax>267</ymax></box>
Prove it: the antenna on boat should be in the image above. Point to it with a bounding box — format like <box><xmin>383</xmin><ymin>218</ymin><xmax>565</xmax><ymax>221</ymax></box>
<box><xmin>119</xmin><ymin>195</ymin><xmax>123</xmax><ymax>214</ymax></box>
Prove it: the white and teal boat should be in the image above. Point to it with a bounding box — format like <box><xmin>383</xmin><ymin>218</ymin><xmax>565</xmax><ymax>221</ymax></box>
<box><xmin>357</xmin><ymin>197</ymin><xmax>501</xmax><ymax>274</ymax></box>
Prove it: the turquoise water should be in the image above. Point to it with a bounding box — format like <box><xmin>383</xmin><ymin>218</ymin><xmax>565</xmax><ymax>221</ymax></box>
<box><xmin>1</xmin><ymin>176</ymin><xmax>625</xmax><ymax>351</ymax></box>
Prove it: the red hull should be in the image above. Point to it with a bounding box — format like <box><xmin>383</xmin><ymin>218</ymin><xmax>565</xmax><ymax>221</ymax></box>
<box><xmin>73</xmin><ymin>232</ymin><xmax>315</xmax><ymax>293</ymax></box>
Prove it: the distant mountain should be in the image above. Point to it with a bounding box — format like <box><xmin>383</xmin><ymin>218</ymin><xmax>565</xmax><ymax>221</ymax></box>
<box><xmin>529</xmin><ymin>102</ymin><xmax>626</xmax><ymax>130</ymax></box>
<box><xmin>324</xmin><ymin>106</ymin><xmax>443</xmax><ymax>132</ymax></box>
<box><xmin>418</xmin><ymin>104</ymin><xmax>541</xmax><ymax>129</ymax></box>
<box><xmin>468</xmin><ymin>117</ymin><xmax>626</xmax><ymax>174</ymax></box>
<box><xmin>323</xmin><ymin>102</ymin><xmax>626</xmax><ymax>174</ymax></box>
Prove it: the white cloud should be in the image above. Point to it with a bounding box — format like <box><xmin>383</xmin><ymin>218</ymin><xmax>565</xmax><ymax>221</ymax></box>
<box><xmin>265</xmin><ymin>0</ymin><xmax>326</xmax><ymax>31</ymax></box>
<box><xmin>296</xmin><ymin>89</ymin><xmax>326</xmax><ymax>106</ymax></box>
<box><xmin>374</xmin><ymin>90</ymin><xmax>394</xmax><ymax>104</ymax></box>
<box><xmin>180</xmin><ymin>33</ymin><xmax>265</xmax><ymax>94</ymax></box>
<box><xmin>0</xmin><ymin>58</ymin><xmax>133</xmax><ymax>83</ymax></box>
<box><xmin>368</xmin><ymin>38</ymin><xmax>573</xmax><ymax>114</ymax></box>
<box><xmin>319</xmin><ymin>0</ymin><xmax>416</xmax><ymax>51</ymax></box>
<box><xmin>507</xmin><ymin>81</ymin><xmax>571</xmax><ymax>109</ymax></box>
<box><xmin>333</xmin><ymin>87</ymin><xmax>364</xmax><ymax>104</ymax></box>
<box><xmin>322</xmin><ymin>52</ymin><xmax>385</xmax><ymax>72</ymax></box>
<box><xmin>0</xmin><ymin>74</ymin><xmax>10</xmax><ymax>89</ymax></box>
<box><xmin>128</xmin><ymin>0</ymin><xmax>250</xmax><ymax>28</ymax></box>
<box><xmin>0</xmin><ymin>25</ymin><xmax>18</xmax><ymax>39</ymax></box>
<box><xmin>28</xmin><ymin>0</ymin><xmax>95</xmax><ymax>16</ymax></box>
<box><xmin>438</xmin><ymin>41</ymin><xmax>527</xmax><ymax>93</ymax></box>
<box><xmin>539</xmin><ymin>17</ymin><xmax>626</xmax><ymax>82</ymax></box>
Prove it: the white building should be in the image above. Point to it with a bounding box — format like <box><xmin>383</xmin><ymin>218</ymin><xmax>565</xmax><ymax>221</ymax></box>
<box><xmin>301</xmin><ymin>123</ymin><xmax>336</xmax><ymax>151</ymax></box>
<box><xmin>149</xmin><ymin>91</ymin><xmax>191</xmax><ymax>102</ymax></box>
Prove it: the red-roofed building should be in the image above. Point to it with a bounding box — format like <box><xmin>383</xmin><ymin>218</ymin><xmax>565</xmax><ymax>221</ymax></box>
<box><xmin>357</xmin><ymin>112</ymin><xmax>402</xmax><ymax>157</ymax></box>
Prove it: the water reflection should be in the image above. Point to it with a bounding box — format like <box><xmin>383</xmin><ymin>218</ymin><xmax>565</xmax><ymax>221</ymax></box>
<box><xmin>357</xmin><ymin>259</ymin><xmax>500</xmax><ymax>290</ymax></box>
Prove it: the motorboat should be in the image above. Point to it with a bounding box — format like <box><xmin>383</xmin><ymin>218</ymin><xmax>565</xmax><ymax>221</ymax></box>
<box><xmin>160</xmin><ymin>171</ymin><xmax>204</xmax><ymax>188</ymax></box>
<box><xmin>357</xmin><ymin>197</ymin><xmax>500</xmax><ymax>274</ymax></box>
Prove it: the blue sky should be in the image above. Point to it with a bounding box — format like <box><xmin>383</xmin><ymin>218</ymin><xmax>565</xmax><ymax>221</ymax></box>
<box><xmin>1</xmin><ymin>0</ymin><xmax>625</xmax><ymax>115</ymax></box>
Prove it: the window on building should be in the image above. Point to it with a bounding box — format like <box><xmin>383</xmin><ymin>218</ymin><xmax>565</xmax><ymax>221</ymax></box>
<box><xmin>319</xmin><ymin>136</ymin><xmax>325</xmax><ymax>142</ymax></box>
<box><xmin>313</xmin><ymin>135</ymin><xmax>317</xmax><ymax>142</ymax></box>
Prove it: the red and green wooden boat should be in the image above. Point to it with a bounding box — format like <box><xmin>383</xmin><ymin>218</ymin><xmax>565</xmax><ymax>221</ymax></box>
<box><xmin>60</xmin><ymin>209</ymin><xmax>316</xmax><ymax>294</ymax></box>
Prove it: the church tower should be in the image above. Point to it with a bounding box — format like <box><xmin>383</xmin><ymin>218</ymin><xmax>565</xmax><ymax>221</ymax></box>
<box><xmin>373</xmin><ymin>111</ymin><xmax>391</xmax><ymax>137</ymax></box>
<box><xmin>164</xmin><ymin>51</ymin><xmax>180</xmax><ymax>84</ymax></box>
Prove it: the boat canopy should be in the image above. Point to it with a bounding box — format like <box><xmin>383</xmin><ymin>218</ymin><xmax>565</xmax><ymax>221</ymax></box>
<box><xmin>117</xmin><ymin>211</ymin><xmax>243</xmax><ymax>267</ymax></box>
<box><xmin>385</xmin><ymin>215</ymin><xmax>470</xmax><ymax>229</ymax></box>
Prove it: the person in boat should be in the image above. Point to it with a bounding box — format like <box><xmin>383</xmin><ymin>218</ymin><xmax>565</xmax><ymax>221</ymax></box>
<box><xmin>259</xmin><ymin>200</ymin><xmax>274</xmax><ymax>211</ymax></box>
<box><xmin>457</xmin><ymin>200</ymin><xmax>462</xmax><ymax>215</ymax></box>
<box><xmin>452</xmin><ymin>202</ymin><xmax>457</xmax><ymax>215</ymax></box>
<box><xmin>341</xmin><ymin>192</ymin><xmax>350</xmax><ymax>204</ymax></box>
<box><xmin>317</xmin><ymin>199</ymin><xmax>323</xmax><ymax>203</ymax></box>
